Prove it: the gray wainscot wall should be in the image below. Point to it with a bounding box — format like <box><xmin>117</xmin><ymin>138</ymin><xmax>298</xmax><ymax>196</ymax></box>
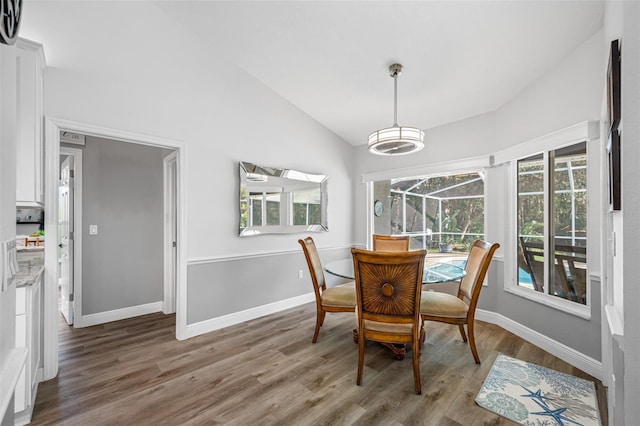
<box><xmin>187</xmin><ymin>246</ymin><xmax>353</xmax><ymax>324</ymax></box>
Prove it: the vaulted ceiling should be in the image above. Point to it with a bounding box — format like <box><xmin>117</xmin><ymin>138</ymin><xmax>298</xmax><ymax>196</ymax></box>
<box><xmin>155</xmin><ymin>1</ymin><xmax>604</xmax><ymax>147</ymax></box>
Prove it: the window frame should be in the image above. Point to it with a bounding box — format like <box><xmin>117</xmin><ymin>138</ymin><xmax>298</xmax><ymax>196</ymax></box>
<box><xmin>500</xmin><ymin>123</ymin><xmax>598</xmax><ymax>320</ymax></box>
<box><xmin>362</xmin><ymin>155</ymin><xmax>493</xmax><ymax>250</ymax></box>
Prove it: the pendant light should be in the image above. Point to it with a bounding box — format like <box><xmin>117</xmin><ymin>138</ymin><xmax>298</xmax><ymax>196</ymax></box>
<box><xmin>368</xmin><ymin>63</ymin><xmax>425</xmax><ymax>155</ymax></box>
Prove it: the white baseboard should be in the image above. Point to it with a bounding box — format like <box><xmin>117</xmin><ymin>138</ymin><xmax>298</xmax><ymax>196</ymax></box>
<box><xmin>76</xmin><ymin>301</ymin><xmax>163</xmax><ymax>328</ymax></box>
<box><xmin>14</xmin><ymin>373</ymin><xmax>40</xmax><ymax>426</ymax></box>
<box><xmin>184</xmin><ymin>293</ymin><xmax>315</xmax><ymax>339</ymax></box>
<box><xmin>476</xmin><ymin>309</ymin><xmax>603</xmax><ymax>380</ymax></box>
<box><xmin>14</xmin><ymin>406</ymin><xmax>33</xmax><ymax>426</ymax></box>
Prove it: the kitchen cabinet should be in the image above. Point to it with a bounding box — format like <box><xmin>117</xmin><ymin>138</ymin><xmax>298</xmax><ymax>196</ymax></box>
<box><xmin>14</xmin><ymin>271</ymin><xmax>43</xmax><ymax>423</ymax></box>
<box><xmin>15</xmin><ymin>38</ymin><xmax>45</xmax><ymax>207</ymax></box>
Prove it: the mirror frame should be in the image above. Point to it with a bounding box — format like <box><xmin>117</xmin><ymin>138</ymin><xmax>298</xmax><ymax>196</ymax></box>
<box><xmin>239</xmin><ymin>161</ymin><xmax>328</xmax><ymax>236</ymax></box>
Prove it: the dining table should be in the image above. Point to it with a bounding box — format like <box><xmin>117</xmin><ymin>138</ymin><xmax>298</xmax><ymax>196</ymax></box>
<box><xmin>324</xmin><ymin>257</ymin><xmax>466</xmax><ymax>284</ymax></box>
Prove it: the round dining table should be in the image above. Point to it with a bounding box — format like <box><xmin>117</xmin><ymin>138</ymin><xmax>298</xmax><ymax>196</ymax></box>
<box><xmin>324</xmin><ymin>257</ymin><xmax>466</xmax><ymax>284</ymax></box>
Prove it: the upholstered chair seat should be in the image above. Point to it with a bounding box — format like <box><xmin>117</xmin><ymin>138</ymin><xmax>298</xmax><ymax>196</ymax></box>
<box><xmin>420</xmin><ymin>291</ymin><xmax>469</xmax><ymax>318</ymax></box>
<box><xmin>322</xmin><ymin>282</ymin><xmax>356</xmax><ymax>308</ymax></box>
<box><xmin>354</xmin><ymin>310</ymin><xmax>417</xmax><ymax>335</ymax></box>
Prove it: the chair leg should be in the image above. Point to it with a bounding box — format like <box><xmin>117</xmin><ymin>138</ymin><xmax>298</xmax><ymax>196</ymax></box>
<box><xmin>458</xmin><ymin>324</ymin><xmax>468</xmax><ymax>343</ymax></box>
<box><xmin>357</xmin><ymin>332</ymin><xmax>365</xmax><ymax>386</ymax></box>
<box><xmin>312</xmin><ymin>310</ymin><xmax>325</xmax><ymax>343</ymax></box>
<box><xmin>412</xmin><ymin>337</ymin><xmax>422</xmax><ymax>395</ymax></box>
<box><xmin>467</xmin><ymin>321</ymin><xmax>480</xmax><ymax>364</ymax></box>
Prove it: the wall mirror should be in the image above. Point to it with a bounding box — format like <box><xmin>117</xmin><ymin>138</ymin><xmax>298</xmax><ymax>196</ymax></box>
<box><xmin>239</xmin><ymin>161</ymin><xmax>328</xmax><ymax>236</ymax></box>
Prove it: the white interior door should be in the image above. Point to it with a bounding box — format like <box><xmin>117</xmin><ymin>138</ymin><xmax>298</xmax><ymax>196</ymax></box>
<box><xmin>163</xmin><ymin>151</ymin><xmax>177</xmax><ymax>314</ymax></box>
<box><xmin>59</xmin><ymin>155</ymin><xmax>74</xmax><ymax>325</ymax></box>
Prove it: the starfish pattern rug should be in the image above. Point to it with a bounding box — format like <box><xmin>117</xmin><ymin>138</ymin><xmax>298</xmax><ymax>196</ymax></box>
<box><xmin>476</xmin><ymin>354</ymin><xmax>600</xmax><ymax>425</ymax></box>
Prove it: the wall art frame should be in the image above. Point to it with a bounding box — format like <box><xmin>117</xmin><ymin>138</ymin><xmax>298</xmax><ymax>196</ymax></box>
<box><xmin>607</xmin><ymin>129</ymin><xmax>621</xmax><ymax>211</ymax></box>
<box><xmin>607</xmin><ymin>39</ymin><xmax>621</xmax><ymax>134</ymax></box>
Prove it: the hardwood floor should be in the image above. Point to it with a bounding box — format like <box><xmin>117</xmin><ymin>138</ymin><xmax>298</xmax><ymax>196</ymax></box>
<box><xmin>30</xmin><ymin>304</ymin><xmax>607</xmax><ymax>425</ymax></box>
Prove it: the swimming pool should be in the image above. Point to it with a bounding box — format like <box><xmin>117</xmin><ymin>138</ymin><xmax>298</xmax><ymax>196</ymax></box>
<box><xmin>428</xmin><ymin>259</ymin><xmax>533</xmax><ymax>284</ymax></box>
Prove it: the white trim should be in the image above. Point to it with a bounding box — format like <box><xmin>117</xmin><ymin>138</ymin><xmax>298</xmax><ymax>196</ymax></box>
<box><xmin>44</xmin><ymin>117</ymin><xmax>188</xmax><ymax>376</ymax></box>
<box><xmin>604</xmin><ymin>304</ymin><xmax>624</xmax><ymax>345</ymax></box>
<box><xmin>501</xmin><ymin>123</ymin><xmax>597</xmax><ymax>320</ymax></box>
<box><xmin>43</xmin><ymin>119</ymin><xmax>60</xmax><ymax>380</ymax></box>
<box><xmin>163</xmin><ymin>151</ymin><xmax>177</xmax><ymax>314</ymax></box>
<box><xmin>51</xmin><ymin>118</ymin><xmax>181</xmax><ymax>150</ymax></box>
<box><xmin>0</xmin><ymin>348</ymin><xmax>28</xmax><ymax>420</ymax></box>
<box><xmin>503</xmin><ymin>286</ymin><xmax>591</xmax><ymax>319</ymax></box>
<box><xmin>187</xmin><ymin>245</ymin><xmax>354</xmax><ymax>265</ymax></box>
<box><xmin>14</xmin><ymin>370</ymin><xmax>40</xmax><ymax>426</ymax></box>
<box><xmin>366</xmin><ymin>181</ymin><xmax>374</xmax><ymax>249</ymax></box>
<box><xmin>75</xmin><ymin>302</ymin><xmax>164</xmax><ymax>328</ymax></box>
<box><xmin>361</xmin><ymin>155</ymin><xmax>491</xmax><ymax>183</ymax></box>
<box><xmin>492</xmin><ymin>121</ymin><xmax>599</xmax><ymax>165</ymax></box>
<box><xmin>60</xmin><ymin>146</ymin><xmax>83</xmax><ymax>326</ymax></box>
<box><xmin>476</xmin><ymin>309</ymin><xmax>603</xmax><ymax>380</ymax></box>
<box><xmin>183</xmin><ymin>293</ymin><xmax>316</xmax><ymax>339</ymax></box>
<box><xmin>16</xmin><ymin>38</ymin><xmax>45</xmax><ymax>64</ymax></box>
<box><xmin>15</xmin><ymin>407</ymin><xmax>33</xmax><ymax>426</ymax></box>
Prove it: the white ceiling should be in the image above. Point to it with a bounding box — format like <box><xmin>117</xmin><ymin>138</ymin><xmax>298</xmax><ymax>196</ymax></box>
<box><xmin>156</xmin><ymin>1</ymin><xmax>604</xmax><ymax>147</ymax></box>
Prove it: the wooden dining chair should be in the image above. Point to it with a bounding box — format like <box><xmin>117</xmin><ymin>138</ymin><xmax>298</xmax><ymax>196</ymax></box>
<box><xmin>372</xmin><ymin>234</ymin><xmax>410</xmax><ymax>252</ymax></box>
<box><xmin>351</xmin><ymin>248</ymin><xmax>426</xmax><ymax>394</ymax></box>
<box><xmin>298</xmin><ymin>237</ymin><xmax>356</xmax><ymax>343</ymax></box>
<box><xmin>420</xmin><ymin>240</ymin><xmax>499</xmax><ymax>364</ymax></box>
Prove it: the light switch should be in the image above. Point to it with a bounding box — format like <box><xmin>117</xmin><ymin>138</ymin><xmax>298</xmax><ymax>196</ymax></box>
<box><xmin>89</xmin><ymin>225</ymin><xmax>98</xmax><ymax>235</ymax></box>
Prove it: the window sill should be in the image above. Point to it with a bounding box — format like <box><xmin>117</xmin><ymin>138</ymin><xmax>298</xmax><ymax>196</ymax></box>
<box><xmin>504</xmin><ymin>285</ymin><xmax>591</xmax><ymax>320</ymax></box>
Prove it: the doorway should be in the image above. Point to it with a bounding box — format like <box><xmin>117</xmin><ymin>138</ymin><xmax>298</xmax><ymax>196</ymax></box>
<box><xmin>43</xmin><ymin>118</ymin><xmax>186</xmax><ymax>381</ymax></box>
<box><xmin>58</xmin><ymin>147</ymin><xmax>83</xmax><ymax>325</ymax></box>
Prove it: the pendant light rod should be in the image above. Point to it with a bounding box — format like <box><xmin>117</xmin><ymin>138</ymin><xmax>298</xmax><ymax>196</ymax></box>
<box><xmin>390</xmin><ymin>63</ymin><xmax>403</xmax><ymax>126</ymax></box>
<box><xmin>367</xmin><ymin>62</ymin><xmax>424</xmax><ymax>156</ymax></box>
<box><xmin>393</xmin><ymin>73</ymin><xmax>398</xmax><ymax>126</ymax></box>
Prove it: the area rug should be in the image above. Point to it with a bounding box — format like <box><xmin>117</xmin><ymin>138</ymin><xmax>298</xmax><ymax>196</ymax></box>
<box><xmin>476</xmin><ymin>354</ymin><xmax>600</xmax><ymax>425</ymax></box>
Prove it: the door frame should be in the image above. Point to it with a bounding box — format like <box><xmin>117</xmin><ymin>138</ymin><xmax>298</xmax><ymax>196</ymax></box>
<box><xmin>163</xmin><ymin>151</ymin><xmax>177</xmax><ymax>314</ymax></box>
<box><xmin>43</xmin><ymin>117</ymin><xmax>187</xmax><ymax>381</ymax></box>
<box><xmin>59</xmin><ymin>146</ymin><xmax>83</xmax><ymax>325</ymax></box>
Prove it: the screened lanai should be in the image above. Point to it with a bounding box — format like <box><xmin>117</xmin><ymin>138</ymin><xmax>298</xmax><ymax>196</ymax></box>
<box><xmin>373</xmin><ymin>172</ymin><xmax>485</xmax><ymax>255</ymax></box>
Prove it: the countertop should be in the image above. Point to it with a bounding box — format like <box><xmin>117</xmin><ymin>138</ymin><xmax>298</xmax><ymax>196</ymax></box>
<box><xmin>16</xmin><ymin>250</ymin><xmax>44</xmax><ymax>287</ymax></box>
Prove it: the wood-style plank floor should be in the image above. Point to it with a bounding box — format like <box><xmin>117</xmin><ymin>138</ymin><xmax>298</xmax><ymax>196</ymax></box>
<box><xmin>30</xmin><ymin>304</ymin><xmax>607</xmax><ymax>425</ymax></box>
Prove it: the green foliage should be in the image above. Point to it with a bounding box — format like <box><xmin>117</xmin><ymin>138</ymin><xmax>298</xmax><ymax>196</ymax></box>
<box><xmin>240</xmin><ymin>188</ymin><xmax>248</xmax><ymax>229</ymax></box>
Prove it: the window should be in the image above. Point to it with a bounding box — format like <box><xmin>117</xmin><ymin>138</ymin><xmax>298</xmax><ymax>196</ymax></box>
<box><xmin>293</xmin><ymin>188</ymin><xmax>322</xmax><ymax>226</ymax></box>
<box><xmin>374</xmin><ymin>172</ymin><xmax>485</xmax><ymax>254</ymax></box>
<box><xmin>517</xmin><ymin>142</ymin><xmax>587</xmax><ymax>306</ymax></box>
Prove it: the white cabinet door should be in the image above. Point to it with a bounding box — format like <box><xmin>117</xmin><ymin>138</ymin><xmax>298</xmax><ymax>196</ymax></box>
<box><xmin>15</xmin><ymin>287</ymin><xmax>27</xmax><ymax>413</ymax></box>
<box><xmin>14</xmin><ymin>274</ymin><xmax>43</xmax><ymax>417</ymax></box>
<box><xmin>15</xmin><ymin>38</ymin><xmax>45</xmax><ymax>207</ymax></box>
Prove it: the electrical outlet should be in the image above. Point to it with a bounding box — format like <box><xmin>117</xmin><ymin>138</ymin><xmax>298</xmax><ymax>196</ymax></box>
<box><xmin>298</xmin><ymin>270</ymin><xmax>303</xmax><ymax>279</ymax></box>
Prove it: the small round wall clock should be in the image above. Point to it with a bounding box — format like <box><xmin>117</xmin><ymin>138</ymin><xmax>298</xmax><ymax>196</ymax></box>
<box><xmin>374</xmin><ymin>200</ymin><xmax>384</xmax><ymax>217</ymax></box>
